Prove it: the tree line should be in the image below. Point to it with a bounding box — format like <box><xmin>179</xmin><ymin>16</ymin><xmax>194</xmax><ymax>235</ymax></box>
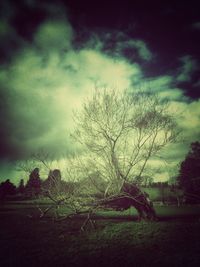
<box><xmin>0</xmin><ymin>168</ymin><xmax>73</xmax><ymax>200</ymax></box>
<box><xmin>0</xmin><ymin>139</ymin><xmax>199</xmax><ymax>205</ymax></box>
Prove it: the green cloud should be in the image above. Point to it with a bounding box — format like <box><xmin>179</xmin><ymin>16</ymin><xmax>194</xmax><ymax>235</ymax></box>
<box><xmin>34</xmin><ymin>19</ymin><xmax>73</xmax><ymax>51</ymax></box>
<box><xmin>86</xmin><ymin>32</ymin><xmax>153</xmax><ymax>61</ymax></box>
<box><xmin>125</xmin><ymin>39</ymin><xmax>153</xmax><ymax>61</ymax></box>
<box><xmin>115</xmin><ymin>38</ymin><xmax>153</xmax><ymax>61</ymax></box>
<box><xmin>177</xmin><ymin>55</ymin><xmax>198</xmax><ymax>82</ymax></box>
<box><xmin>147</xmin><ymin>75</ymin><xmax>173</xmax><ymax>90</ymax></box>
<box><xmin>140</xmin><ymin>75</ymin><xmax>186</xmax><ymax>101</ymax></box>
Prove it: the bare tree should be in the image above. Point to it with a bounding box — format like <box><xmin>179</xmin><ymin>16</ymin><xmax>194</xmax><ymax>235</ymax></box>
<box><xmin>16</xmin><ymin>89</ymin><xmax>178</xmax><ymax>226</ymax></box>
<box><xmin>72</xmin><ymin>88</ymin><xmax>178</xmax><ymax>219</ymax></box>
<box><xmin>74</xmin><ymin>89</ymin><xmax>177</xmax><ymax>190</ymax></box>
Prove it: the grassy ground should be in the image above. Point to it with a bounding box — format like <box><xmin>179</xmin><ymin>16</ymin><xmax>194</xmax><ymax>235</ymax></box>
<box><xmin>0</xmin><ymin>202</ymin><xmax>200</xmax><ymax>267</ymax></box>
<box><xmin>143</xmin><ymin>187</ymin><xmax>183</xmax><ymax>202</ymax></box>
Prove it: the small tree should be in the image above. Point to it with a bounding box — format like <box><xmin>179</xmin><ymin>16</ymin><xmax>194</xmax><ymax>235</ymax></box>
<box><xmin>26</xmin><ymin>168</ymin><xmax>42</xmax><ymax>197</ymax></box>
<box><xmin>178</xmin><ymin>141</ymin><xmax>200</xmax><ymax>203</ymax></box>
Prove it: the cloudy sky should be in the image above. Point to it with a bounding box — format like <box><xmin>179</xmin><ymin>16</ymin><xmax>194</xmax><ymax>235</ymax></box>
<box><xmin>0</xmin><ymin>0</ymin><xmax>200</xmax><ymax>183</ymax></box>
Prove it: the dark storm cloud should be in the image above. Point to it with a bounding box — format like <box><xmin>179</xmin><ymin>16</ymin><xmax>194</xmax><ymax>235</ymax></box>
<box><xmin>0</xmin><ymin>0</ymin><xmax>68</xmax><ymax>62</ymax></box>
<box><xmin>0</xmin><ymin>2</ymin><xmax>69</xmax><ymax>159</ymax></box>
<box><xmin>0</xmin><ymin>1</ymin><xmax>142</xmax><ymax>161</ymax></box>
<box><xmin>0</xmin><ymin>0</ymin><xmax>37</xmax><ymax>62</ymax></box>
<box><xmin>0</xmin><ymin>67</ymin><xmax>70</xmax><ymax>159</ymax></box>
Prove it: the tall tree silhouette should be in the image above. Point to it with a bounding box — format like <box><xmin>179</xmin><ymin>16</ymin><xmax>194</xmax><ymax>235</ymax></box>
<box><xmin>178</xmin><ymin>141</ymin><xmax>200</xmax><ymax>203</ymax></box>
<box><xmin>26</xmin><ymin>168</ymin><xmax>42</xmax><ymax>197</ymax></box>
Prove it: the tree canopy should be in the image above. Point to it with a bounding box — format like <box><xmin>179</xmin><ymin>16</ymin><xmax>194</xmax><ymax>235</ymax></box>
<box><xmin>73</xmin><ymin>89</ymin><xmax>178</xmax><ymax>195</ymax></box>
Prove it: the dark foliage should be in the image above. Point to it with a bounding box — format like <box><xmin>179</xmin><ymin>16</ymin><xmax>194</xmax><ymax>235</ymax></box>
<box><xmin>17</xmin><ymin>179</ymin><xmax>25</xmax><ymax>194</ymax></box>
<box><xmin>42</xmin><ymin>169</ymin><xmax>74</xmax><ymax>195</ymax></box>
<box><xmin>0</xmin><ymin>179</ymin><xmax>16</xmax><ymax>199</ymax></box>
<box><xmin>25</xmin><ymin>168</ymin><xmax>42</xmax><ymax>197</ymax></box>
<box><xmin>178</xmin><ymin>141</ymin><xmax>200</xmax><ymax>203</ymax></box>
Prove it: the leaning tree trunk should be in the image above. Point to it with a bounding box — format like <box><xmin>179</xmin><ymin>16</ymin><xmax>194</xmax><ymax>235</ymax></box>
<box><xmin>97</xmin><ymin>182</ymin><xmax>157</xmax><ymax>221</ymax></box>
<box><xmin>121</xmin><ymin>182</ymin><xmax>157</xmax><ymax>221</ymax></box>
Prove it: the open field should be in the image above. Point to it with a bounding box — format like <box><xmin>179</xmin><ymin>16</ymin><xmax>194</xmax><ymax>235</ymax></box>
<box><xmin>1</xmin><ymin>202</ymin><xmax>200</xmax><ymax>267</ymax></box>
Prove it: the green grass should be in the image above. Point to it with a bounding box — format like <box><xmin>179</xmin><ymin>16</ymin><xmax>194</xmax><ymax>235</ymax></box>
<box><xmin>0</xmin><ymin>202</ymin><xmax>200</xmax><ymax>267</ymax></box>
<box><xmin>144</xmin><ymin>187</ymin><xmax>183</xmax><ymax>202</ymax></box>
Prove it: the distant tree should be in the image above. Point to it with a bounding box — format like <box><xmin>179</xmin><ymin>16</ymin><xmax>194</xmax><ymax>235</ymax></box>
<box><xmin>26</xmin><ymin>168</ymin><xmax>42</xmax><ymax>197</ymax></box>
<box><xmin>42</xmin><ymin>169</ymin><xmax>62</xmax><ymax>194</ymax></box>
<box><xmin>0</xmin><ymin>179</ymin><xmax>16</xmax><ymax>199</ymax></box>
<box><xmin>17</xmin><ymin>179</ymin><xmax>25</xmax><ymax>194</ymax></box>
<box><xmin>178</xmin><ymin>141</ymin><xmax>200</xmax><ymax>203</ymax></box>
<box><xmin>135</xmin><ymin>175</ymin><xmax>153</xmax><ymax>187</ymax></box>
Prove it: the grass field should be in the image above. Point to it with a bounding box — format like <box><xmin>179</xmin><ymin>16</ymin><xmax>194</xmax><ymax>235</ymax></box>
<box><xmin>0</xmin><ymin>202</ymin><xmax>200</xmax><ymax>267</ymax></box>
